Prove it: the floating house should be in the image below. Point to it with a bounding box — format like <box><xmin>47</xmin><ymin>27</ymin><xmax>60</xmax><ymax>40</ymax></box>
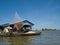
<box><xmin>0</xmin><ymin>20</ymin><xmax>41</xmax><ymax>36</ymax></box>
<box><xmin>0</xmin><ymin>12</ymin><xmax>41</xmax><ymax>36</ymax></box>
<box><xmin>0</xmin><ymin>20</ymin><xmax>34</xmax><ymax>32</ymax></box>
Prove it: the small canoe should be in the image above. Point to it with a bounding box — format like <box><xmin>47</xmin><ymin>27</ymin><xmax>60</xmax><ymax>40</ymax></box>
<box><xmin>0</xmin><ymin>31</ymin><xmax>41</xmax><ymax>37</ymax></box>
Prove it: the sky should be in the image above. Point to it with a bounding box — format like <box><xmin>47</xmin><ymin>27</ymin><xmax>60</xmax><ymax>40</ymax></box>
<box><xmin>0</xmin><ymin>0</ymin><xmax>60</xmax><ymax>30</ymax></box>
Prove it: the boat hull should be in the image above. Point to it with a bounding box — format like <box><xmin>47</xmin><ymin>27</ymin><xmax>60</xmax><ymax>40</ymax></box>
<box><xmin>19</xmin><ymin>32</ymin><xmax>41</xmax><ymax>36</ymax></box>
<box><xmin>0</xmin><ymin>31</ymin><xmax>41</xmax><ymax>37</ymax></box>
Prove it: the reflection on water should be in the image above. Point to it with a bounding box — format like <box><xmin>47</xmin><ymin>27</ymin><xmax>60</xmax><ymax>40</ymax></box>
<box><xmin>2</xmin><ymin>36</ymin><xmax>33</xmax><ymax>45</ymax></box>
<box><xmin>0</xmin><ymin>30</ymin><xmax>60</xmax><ymax>45</ymax></box>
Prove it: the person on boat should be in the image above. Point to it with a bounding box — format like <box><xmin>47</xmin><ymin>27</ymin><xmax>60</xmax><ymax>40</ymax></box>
<box><xmin>12</xmin><ymin>27</ymin><xmax>17</xmax><ymax>32</ymax></box>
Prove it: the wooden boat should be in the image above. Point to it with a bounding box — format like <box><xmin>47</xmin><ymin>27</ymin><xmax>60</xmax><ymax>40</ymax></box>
<box><xmin>19</xmin><ymin>31</ymin><xmax>41</xmax><ymax>36</ymax></box>
<box><xmin>0</xmin><ymin>31</ymin><xmax>41</xmax><ymax>37</ymax></box>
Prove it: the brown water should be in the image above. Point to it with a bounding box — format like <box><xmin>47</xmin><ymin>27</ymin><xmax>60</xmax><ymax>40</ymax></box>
<box><xmin>0</xmin><ymin>30</ymin><xmax>60</xmax><ymax>45</ymax></box>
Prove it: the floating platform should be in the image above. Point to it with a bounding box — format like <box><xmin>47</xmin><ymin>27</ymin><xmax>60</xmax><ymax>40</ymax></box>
<box><xmin>0</xmin><ymin>31</ymin><xmax>41</xmax><ymax>37</ymax></box>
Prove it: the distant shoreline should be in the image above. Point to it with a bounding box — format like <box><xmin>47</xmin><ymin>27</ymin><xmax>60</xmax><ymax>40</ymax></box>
<box><xmin>42</xmin><ymin>28</ymin><xmax>56</xmax><ymax>31</ymax></box>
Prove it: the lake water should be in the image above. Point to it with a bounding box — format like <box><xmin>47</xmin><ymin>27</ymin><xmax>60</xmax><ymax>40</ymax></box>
<box><xmin>0</xmin><ymin>30</ymin><xmax>60</xmax><ymax>45</ymax></box>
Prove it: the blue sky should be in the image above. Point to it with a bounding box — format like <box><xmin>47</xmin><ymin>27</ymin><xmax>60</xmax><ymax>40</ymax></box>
<box><xmin>0</xmin><ymin>0</ymin><xmax>60</xmax><ymax>29</ymax></box>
